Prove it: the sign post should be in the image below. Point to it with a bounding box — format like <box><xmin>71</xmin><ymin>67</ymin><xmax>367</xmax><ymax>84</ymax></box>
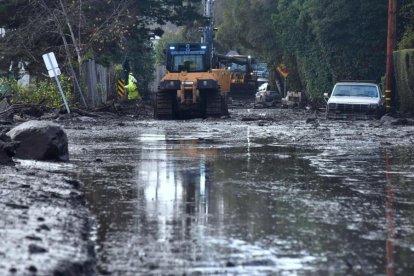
<box><xmin>277</xmin><ymin>64</ymin><xmax>289</xmax><ymax>98</ymax></box>
<box><xmin>42</xmin><ymin>52</ymin><xmax>71</xmax><ymax>114</ymax></box>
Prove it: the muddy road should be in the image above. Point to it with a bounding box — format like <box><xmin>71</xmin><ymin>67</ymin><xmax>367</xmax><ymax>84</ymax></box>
<box><xmin>63</xmin><ymin>108</ymin><xmax>414</xmax><ymax>275</ymax></box>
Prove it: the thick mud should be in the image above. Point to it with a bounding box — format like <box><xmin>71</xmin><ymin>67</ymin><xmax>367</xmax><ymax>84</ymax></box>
<box><xmin>59</xmin><ymin>108</ymin><xmax>414</xmax><ymax>275</ymax></box>
<box><xmin>0</xmin><ymin>162</ymin><xmax>95</xmax><ymax>276</ymax></box>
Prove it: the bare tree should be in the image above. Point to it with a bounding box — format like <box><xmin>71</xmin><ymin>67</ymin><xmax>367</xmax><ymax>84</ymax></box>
<box><xmin>1</xmin><ymin>0</ymin><xmax>202</xmax><ymax>76</ymax></box>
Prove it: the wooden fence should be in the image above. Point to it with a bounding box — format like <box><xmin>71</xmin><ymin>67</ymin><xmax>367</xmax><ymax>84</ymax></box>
<box><xmin>81</xmin><ymin>61</ymin><xmax>166</xmax><ymax>108</ymax></box>
<box><xmin>82</xmin><ymin>60</ymin><xmax>116</xmax><ymax>109</ymax></box>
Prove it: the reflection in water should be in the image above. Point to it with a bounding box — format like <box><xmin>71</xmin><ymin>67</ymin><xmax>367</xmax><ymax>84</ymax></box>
<box><xmin>135</xmin><ymin>136</ymin><xmax>211</xmax><ymax>224</ymax></box>
<box><xmin>384</xmin><ymin>150</ymin><xmax>395</xmax><ymax>276</ymax></box>
<box><xmin>136</xmin><ymin>134</ymin><xmax>183</xmax><ymax>223</ymax></box>
<box><xmin>68</xmin><ymin>126</ymin><xmax>414</xmax><ymax>275</ymax></box>
<box><xmin>199</xmin><ymin>158</ymin><xmax>207</xmax><ymax>214</ymax></box>
<box><xmin>129</xmin><ymin>134</ymin><xmax>214</xmax><ymax>273</ymax></box>
<box><xmin>247</xmin><ymin>126</ymin><xmax>251</xmax><ymax>166</ymax></box>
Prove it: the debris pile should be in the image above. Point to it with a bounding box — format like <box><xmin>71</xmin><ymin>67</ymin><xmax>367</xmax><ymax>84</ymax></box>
<box><xmin>0</xmin><ymin>99</ymin><xmax>155</xmax><ymax>124</ymax></box>
<box><xmin>282</xmin><ymin>91</ymin><xmax>304</xmax><ymax>108</ymax></box>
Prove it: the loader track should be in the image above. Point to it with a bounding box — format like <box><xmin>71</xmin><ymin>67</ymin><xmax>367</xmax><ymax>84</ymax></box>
<box><xmin>154</xmin><ymin>91</ymin><xmax>174</xmax><ymax>120</ymax></box>
<box><xmin>205</xmin><ymin>90</ymin><xmax>222</xmax><ymax>118</ymax></box>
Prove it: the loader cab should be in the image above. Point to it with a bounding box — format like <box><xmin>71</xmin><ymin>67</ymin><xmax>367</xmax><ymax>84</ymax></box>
<box><xmin>215</xmin><ymin>54</ymin><xmax>255</xmax><ymax>79</ymax></box>
<box><xmin>166</xmin><ymin>43</ymin><xmax>211</xmax><ymax>73</ymax></box>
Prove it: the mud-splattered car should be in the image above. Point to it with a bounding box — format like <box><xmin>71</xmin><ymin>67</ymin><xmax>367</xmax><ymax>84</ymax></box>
<box><xmin>255</xmin><ymin>82</ymin><xmax>281</xmax><ymax>107</ymax></box>
<box><xmin>325</xmin><ymin>81</ymin><xmax>386</xmax><ymax>119</ymax></box>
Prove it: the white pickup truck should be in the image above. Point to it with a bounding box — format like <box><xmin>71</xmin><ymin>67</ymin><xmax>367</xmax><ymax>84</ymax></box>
<box><xmin>325</xmin><ymin>81</ymin><xmax>386</xmax><ymax>119</ymax></box>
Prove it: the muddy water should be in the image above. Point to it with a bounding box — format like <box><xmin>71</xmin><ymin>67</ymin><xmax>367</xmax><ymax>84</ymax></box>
<box><xmin>66</xmin><ymin>115</ymin><xmax>414</xmax><ymax>275</ymax></box>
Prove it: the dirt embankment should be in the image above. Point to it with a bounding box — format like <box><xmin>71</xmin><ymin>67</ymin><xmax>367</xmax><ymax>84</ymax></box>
<box><xmin>0</xmin><ymin>165</ymin><xmax>95</xmax><ymax>275</ymax></box>
<box><xmin>0</xmin><ymin>103</ymin><xmax>104</xmax><ymax>276</ymax></box>
<box><xmin>0</xmin><ymin>100</ymin><xmax>157</xmax><ymax>276</ymax></box>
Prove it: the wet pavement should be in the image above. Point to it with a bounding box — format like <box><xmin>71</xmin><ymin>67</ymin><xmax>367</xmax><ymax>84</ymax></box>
<box><xmin>64</xmin><ymin>108</ymin><xmax>414</xmax><ymax>275</ymax></box>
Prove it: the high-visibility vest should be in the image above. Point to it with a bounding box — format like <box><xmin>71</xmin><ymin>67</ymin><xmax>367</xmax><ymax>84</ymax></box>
<box><xmin>126</xmin><ymin>74</ymin><xmax>140</xmax><ymax>100</ymax></box>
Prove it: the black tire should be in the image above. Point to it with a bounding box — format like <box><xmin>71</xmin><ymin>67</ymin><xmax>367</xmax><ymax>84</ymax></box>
<box><xmin>376</xmin><ymin>106</ymin><xmax>386</xmax><ymax>119</ymax></box>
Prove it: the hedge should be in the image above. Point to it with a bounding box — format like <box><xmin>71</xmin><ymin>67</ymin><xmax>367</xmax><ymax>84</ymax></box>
<box><xmin>394</xmin><ymin>49</ymin><xmax>414</xmax><ymax>113</ymax></box>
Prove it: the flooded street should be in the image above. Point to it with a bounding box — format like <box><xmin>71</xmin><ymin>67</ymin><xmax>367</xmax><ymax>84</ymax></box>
<box><xmin>65</xmin><ymin>109</ymin><xmax>414</xmax><ymax>275</ymax></box>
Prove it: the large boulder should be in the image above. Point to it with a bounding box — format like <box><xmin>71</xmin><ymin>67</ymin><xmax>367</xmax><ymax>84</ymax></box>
<box><xmin>7</xmin><ymin>121</ymin><xmax>69</xmax><ymax>161</ymax></box>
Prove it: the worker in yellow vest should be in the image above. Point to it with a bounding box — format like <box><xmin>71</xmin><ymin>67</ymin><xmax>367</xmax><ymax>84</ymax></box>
<box><xmin>125</xmin><ymin>72</ymin><xmax>141</xmax><ymax>100</ymax></box>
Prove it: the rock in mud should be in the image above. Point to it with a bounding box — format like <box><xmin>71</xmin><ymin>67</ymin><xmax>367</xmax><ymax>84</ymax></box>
<box><xmin>0</xmin><ymin>133</ymin><xmax>17</xmax><ymax>165</ymax></box>
<box><xmin>7</xmin><ymin>120</ymin><xmax>69</xmax><ymax>161</ymax></box>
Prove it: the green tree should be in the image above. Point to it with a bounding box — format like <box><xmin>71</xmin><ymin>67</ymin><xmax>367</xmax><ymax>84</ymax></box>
<box><xmin>272</xmin><ymin>0</ymin><xmax>387</xmax><ymax>100</ymax></box>
<box><xmin>154</xmin><ymin>23</ymin><xmax>202</xmax><ymax>66</ymax></box>
<box><xmin>154</xmin><ymin>32</ymin><xmax>185</xmax><ymax>65</ymax></box>
<box><xmin>216</xmin><ymin>0</ymin><xmax>281</xmax><ymax>62</ymax></box>
<box><xmin>398</xmin><ymin>0</ymin><xmax>414</xmax><ymax>49</ymax></box>
<box><xmin>216</xmin><ymin>0</ymin><xmax>388</xmax><ymax>102</ymax></box>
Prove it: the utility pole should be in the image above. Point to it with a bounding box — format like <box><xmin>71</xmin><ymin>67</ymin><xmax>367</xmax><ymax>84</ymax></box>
<box><xmin>385</xmin><ymin>0</ymin><xmax>397</xmax><ymax>113</ymax></box>
<box><xmin>202</xmin><ymin>0</ymin><xmax>215</xmax><ymax>67</ymax></box>
<box><xmin>202</xmin><ymin>0</ymin><xmax>213</xmax><ymax>47</ymax></box>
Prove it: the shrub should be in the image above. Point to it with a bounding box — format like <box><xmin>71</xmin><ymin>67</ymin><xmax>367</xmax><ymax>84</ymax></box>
<box><xmin>10</xmin><ymin>75</ymin><xmax>77</xmax><ymax>108</ymax></box>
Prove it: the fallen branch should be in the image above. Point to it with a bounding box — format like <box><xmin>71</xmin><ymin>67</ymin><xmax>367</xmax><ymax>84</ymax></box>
<box><xmin>0</xmin><ymin>104</ymin><xmax>27</xmax><ymax>117</ymax></box>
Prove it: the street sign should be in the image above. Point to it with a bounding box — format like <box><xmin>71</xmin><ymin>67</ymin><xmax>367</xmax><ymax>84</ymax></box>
<box><xmin>46</xmin><ymin>67</ymin><xmax>61</xmax><ymax>78</ymax></box>
<box><xmin>118</xmin><ymin>79</ymin><xmax>125</xmax><ymax>98</ymax></box>
<box><xmin>276</xmin><ymin>63</ymin><xmax>289</xmax><ymax>78</ymax></box>
<box><xmin>41</xmin><ymin>52</ymin><xmax>70</xmax><ymax>114</ymax></box>
<box><xmin>42</xmin><ymin>52</ymin><xmax>61</xmax><ymax>78</ymax></box>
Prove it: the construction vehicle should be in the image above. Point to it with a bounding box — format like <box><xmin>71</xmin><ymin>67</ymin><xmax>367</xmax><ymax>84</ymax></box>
<box><xmin>215</xmin><ymin>54</ymin><xmax>257</xmax><ymax>99</ymax></box>
<box><xmin>154</xmin><ymin>0</ymin><xmax>231</xmax><ymax>120</ymax></box>
<box><xmin>154</xmin><ymin>43</ymin><xmax>231</xmax><ymax>119</ymax></box>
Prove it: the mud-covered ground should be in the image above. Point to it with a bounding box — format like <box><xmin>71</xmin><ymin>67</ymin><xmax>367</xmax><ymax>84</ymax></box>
<box><xmin>64</xmin><ymin>107</ymin><xmax>413</xmax><ymax>275</ymax></box>
<box><xmin>2</xmin><ymin>103</ymin><xmax>414</xmax><ymax>275</ymax></box>
<box><xmin>0</xmin><ymin>163</ymin><xmax>95</xmax><ymax>275</ymax></box>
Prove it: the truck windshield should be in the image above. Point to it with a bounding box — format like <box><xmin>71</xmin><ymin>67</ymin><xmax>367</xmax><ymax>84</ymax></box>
<box><xmin>173</xmin><ymin>55</ymin><xmax>204</xmax><ymax>72</ymax></box>
<box><xmin>333</xmin><ymin>85</ymin><xmax>378</xmax><ymax>98</ymax></box>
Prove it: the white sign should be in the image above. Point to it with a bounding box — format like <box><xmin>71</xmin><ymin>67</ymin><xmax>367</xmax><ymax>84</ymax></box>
<box><xmin>41</xmin><ymin>51</ymin><xmax>70</xmax><ymax>113</ymax></box>
<box><xmin>47</xmin><ymin>67</ymin><xmax>61</xmax><ymax>78</ymax></box>
<box><xmin>42</xmin><ymin>52</ymin><xmax>61</xmax><ymax>77</ymax></box>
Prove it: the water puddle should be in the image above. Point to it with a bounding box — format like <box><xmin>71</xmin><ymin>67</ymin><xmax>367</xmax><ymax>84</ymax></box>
<box><xmin>66</xmin><ymin>122</ymin><xmax>414</xmax><ymax>275</ymax></box>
